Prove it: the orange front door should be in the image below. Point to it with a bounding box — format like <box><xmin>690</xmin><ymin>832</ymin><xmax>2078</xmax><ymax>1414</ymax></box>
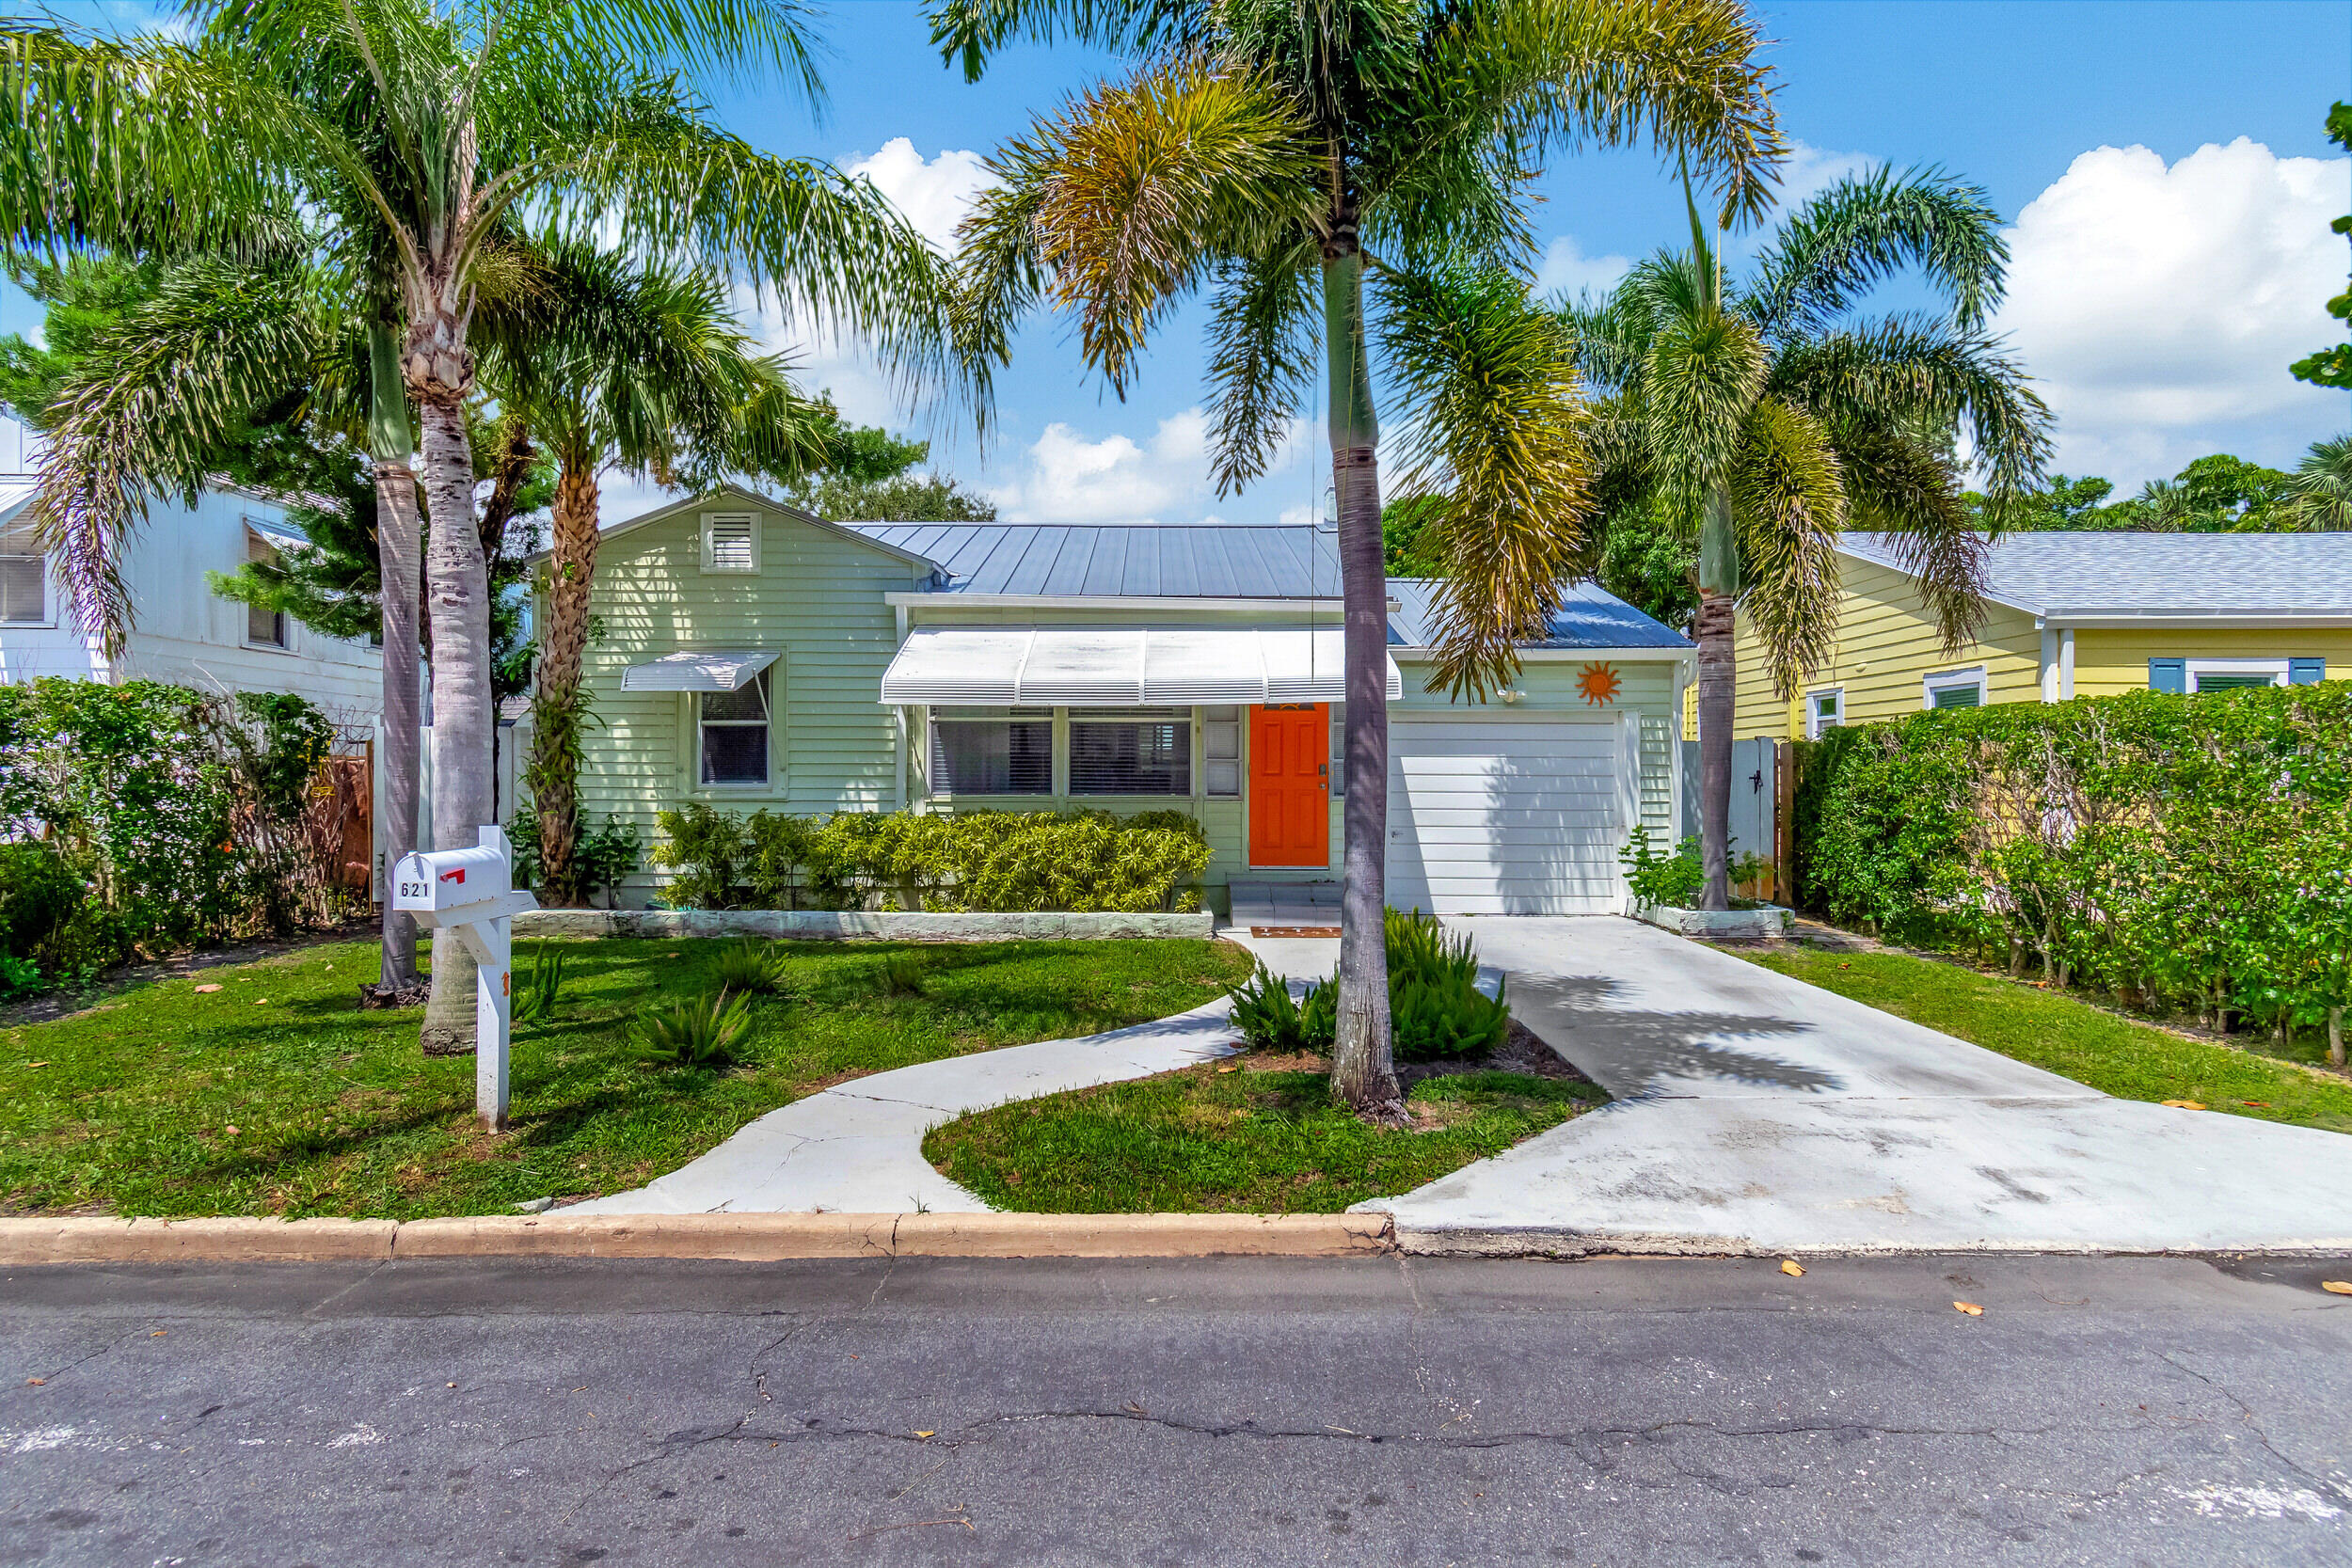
<box><xmin>1248</xmin><ymin>704</ymin><xmax>1329</xmax><ymax>867</ymax></box>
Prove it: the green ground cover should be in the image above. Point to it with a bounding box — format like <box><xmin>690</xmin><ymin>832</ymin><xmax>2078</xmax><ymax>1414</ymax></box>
<box><xmin>1732</xmin><ymin>944</ymin><xmax>2352</xmax><ymax>1135</ymax></box>
<box><xmin>924</xmin><ymin>1056</ymin><xmax>1605</xmax><ymax>1212</ymax></box>
<box><xmin>0</xmin><ymin>936</ymin><xmax>1249</xmax><ymax>1218</ymax></box>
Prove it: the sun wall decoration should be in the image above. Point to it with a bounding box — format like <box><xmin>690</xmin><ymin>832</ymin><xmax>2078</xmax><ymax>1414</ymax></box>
<box><xmin>1576</xmin><ymin>661</ymin><xmax>1622</xmax><ymax>706</ymax></box>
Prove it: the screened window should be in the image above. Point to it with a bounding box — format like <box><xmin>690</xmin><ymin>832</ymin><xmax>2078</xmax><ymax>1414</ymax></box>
<box><xmin>1328</xmin><ymin>703</ymin><xmax>1347</xmax><ymax>799</ymax></box>
<box><xmin>245</xmin><ymin>529</ymin><xmax>287</xmax><ymax>648</ymax></box>
<box><xmin>930</xmin><ymin>708</ymin><xmax>1053</xmax><ymax>795</ymax></box>
<box><xmin>1070</xmin><ymin>708</ymin><xmax>1190</xmax><ymax>796</ymax></box>
<box><xmin>1806</xmin><ymin>689</ymin><xmax>1843</xmax><ymax>739</ymax></box>
<box><xmin>0</xmin><ymin>516</ymin><xmax>42</xmax><ymax>625</ymax></box>
<box><xmin>1202</xmin><ymin>705</ymin><xmax>1241</xmax><ymax>797</ymax></box>
<box><xmin>699</xmin><ymin>671</ymin><xmax>771</xmax><ymax>786</ymax></box>
<box><xmin>1923</xmin><ymin>667</ymin><xmax>1986</xmax><ymax>711</ymax></box>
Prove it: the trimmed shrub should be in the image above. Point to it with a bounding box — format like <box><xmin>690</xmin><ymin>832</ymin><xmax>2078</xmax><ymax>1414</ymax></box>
<box><xmin>1792</xmin><ymin>680</ymin><xmax>2352</xmax><ymax>1039</ymax></box>
<box><xmin>649</xmin><ymin>806</ymin><xmax>1213</xmax><ymax>914</ymax></box>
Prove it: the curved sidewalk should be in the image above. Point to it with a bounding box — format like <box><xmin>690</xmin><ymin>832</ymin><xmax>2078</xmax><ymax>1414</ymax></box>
<box><xmin>569</xmin><ymin>931</ymin><xmax>1336</xmax><ymax>1216</ymax></box>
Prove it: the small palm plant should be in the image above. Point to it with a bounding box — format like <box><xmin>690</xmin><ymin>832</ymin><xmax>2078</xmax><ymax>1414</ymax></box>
<box><xmin>713</xmin><ymin>938</ymin><xmax>794</xmax><ymax>997</ymax></box>
<box><xmin>509</xmin><ymin>942</ymin><xmax>566</xmax><ymax>1025</ymax></box>
<box><xmin>874</xmin><ymin>952</ymin><xmax>930</xmax><ymax>997</ymax></box>
<box><xmin>633</xmin><ymin>990</ymin><xmax>755</xmax><ymax>1069</ymax></box>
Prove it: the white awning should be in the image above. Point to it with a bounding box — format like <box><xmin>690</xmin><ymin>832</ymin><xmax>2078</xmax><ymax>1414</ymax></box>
<box><xmin>620</xmin><ymin>650</ymin><xmax>778</xmax><ymax>692</ymax></box>
<box><xmin>881</xmin><ymin>626</ymin><xmax>1402</xmax><ymax>706</ymax></box>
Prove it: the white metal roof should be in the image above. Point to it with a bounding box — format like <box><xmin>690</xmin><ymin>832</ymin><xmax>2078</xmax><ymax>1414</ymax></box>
<box><xmin>880</xmin><ymin>626</ymin><xmax>1403</xmax><ymax>706</ymax></box>
<box><xmin>1840</xmin><ymin>531</ymin><xmax>2352</xmax><ymax>620</ymax></box>
<box><xmin>619</xmin><ymin>650</ymin><xmax>779</xmax><ymax>692</ymax></box>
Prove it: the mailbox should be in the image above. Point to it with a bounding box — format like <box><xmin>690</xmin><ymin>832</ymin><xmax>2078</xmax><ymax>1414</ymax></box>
<box><xmin>387</xmin><ymin>826</ymin><xmax>536</xmax><ymax>1132</ymax></box>
<box><xmin>393</xmin><ymin>842</ymin><xmax>510</xmax><ymax>911</ymax></box>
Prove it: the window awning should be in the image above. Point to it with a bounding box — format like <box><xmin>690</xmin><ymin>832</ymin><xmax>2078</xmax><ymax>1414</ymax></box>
<box><xmin>880</xmin><ymin>626</ymin><xmax>1402</xmax><ymax>706</ymax></box>
<box><xmin>620</xmin><ymin>650</ymin><xmax>778</xmax><ymax>692</ymax></box>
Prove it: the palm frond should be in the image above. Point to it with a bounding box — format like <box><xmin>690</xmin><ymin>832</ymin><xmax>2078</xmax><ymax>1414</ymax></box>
<box><xmin>1431</xmin><ymin>0</ymin><xmax>1785</xmax><ymax>230</ymax></box>
<box><xmin>1728</xmin><ymin>395</ymin><xmax>1843</xmax><ymax>697</ymax></box>
<box><xmin>1768</xmin><ymin>314</ymin><xmax>2050</xmax><ymax>528</ymax></box>
<box><xmin>1379</xmin><ymin>264</ymin><xmax>1593</xmax><ymax>699</ymax></box>
<box><xmin>2280</xmin><ymin>434</ymin><xmax>2352</xmax><ymax>531</ymax></box>
<box><xmin>30</xmin><ymin>254</ymin><xmax>336</xmax><ymax>653</ymax></box>
<box><xmin>1829</xmin><ymin>423</ymin><xmax>1985</xmax><ymax>647</ymax></box>
<box><xmin>1744</xmin><ymin>165</ymin><xmax>2010</xmax><ymax>338</ymax></box>
<box><xmin>998</xmin><ymin>60</ymin><xmax>1320</xmax><ymax>397</ymax></box>
<box><xmin>1641</xmin><ymin>289</ymin><xmax>1766</xmax><ymax>486</ymax></box>
<box><xmin>1203</xmin><ymin>233</ymin><xmax>1319</xmax><ymax>495</ymax></box>
<box><xmin>928</xmin><ymin>0</ymin><xmax>1211</xmax><ymax>82</ymax></box>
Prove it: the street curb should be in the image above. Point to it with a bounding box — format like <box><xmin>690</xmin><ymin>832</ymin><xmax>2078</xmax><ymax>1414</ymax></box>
<box><xmin>0</xmin><ymin>1212</ymin><xmax>1394</xmax><ymax>1265</ymax></box>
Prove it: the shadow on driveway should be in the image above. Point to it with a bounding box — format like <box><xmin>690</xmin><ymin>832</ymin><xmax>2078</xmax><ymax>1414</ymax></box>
<box><xmin>1506</xmin><ymin>974</ymin><xmax>1839</xmax><ymax>1099</ymax></box>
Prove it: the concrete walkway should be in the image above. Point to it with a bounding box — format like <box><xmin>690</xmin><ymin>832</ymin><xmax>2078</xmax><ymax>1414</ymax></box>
<box><xmin>1370</xmin><ymin>917</ymin><xmax>2352</xmax><ymax>1256</ymax></box>
<box><xmin>565</xmin><ymin>932</ymin><xmax>1338</xmax><ymax>1216</ymax></box>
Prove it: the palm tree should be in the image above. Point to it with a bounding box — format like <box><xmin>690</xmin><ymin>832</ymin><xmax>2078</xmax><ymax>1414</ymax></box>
<box><xmin>1</xmin><ymin>0</ymin><xmax>961</xmax><ymax>1051</ymax></box>
<box><xmin>496</xmin><ymin>242</ymin><xmax>830</xmax><ymax>905</ymax></box>
<box><xmin>2280</xmin><ymin>435</ymin><xmax>2352</xmax><ymax>531</ymax></box>
<box><xmin>936</xmin><ymin>0</ymin><xmax>1783</xmax><ymax>1117</ymax></box>
<box><xmin>1565</xmin><ymin>166</ymin><xmax>2051</xmax><ymax>910</ymax></box>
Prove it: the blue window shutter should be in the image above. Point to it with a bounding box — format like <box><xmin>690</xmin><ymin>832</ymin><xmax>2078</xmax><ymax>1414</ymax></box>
<box><xmin>2148</xmin><ymin>657</ymin><xmax>2186</xmax><ymax>693</ymax></box>
<box><xmin>2288</xmin><ymin>657</ymin><xmax>2326</xmax><ymax>685</ymax></box>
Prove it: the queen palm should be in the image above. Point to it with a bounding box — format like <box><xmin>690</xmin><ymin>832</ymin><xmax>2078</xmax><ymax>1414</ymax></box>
<box><xmin>498</xmin><ymin>242</ymin><xmax>830</xmax><ymax>906</ymax></box>
<box><xmin>936</xmin><ymin>0</ymin><xmax>1783</xmax><ymax>1116</ymax></box>
<box><xmin>2</xmin><ymin>0</ymin><xmax>960</xmax><ymax>1050</ymax></box>
<box><xmin>1565</xmin><ymin>166</ymin><xmax>2051</xmax><ymax>910</ymax></box>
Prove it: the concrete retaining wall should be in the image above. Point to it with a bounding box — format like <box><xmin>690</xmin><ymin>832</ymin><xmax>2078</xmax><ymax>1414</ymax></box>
<box><xmin>516</xmin><ymin>909</ymin><xmax>1217</xmax><ymax>942</ymax></box>
<box><xmin>1635</xmin><ymin>903</ymin><xmax>1792</xmax><ymax>940</ymax></box>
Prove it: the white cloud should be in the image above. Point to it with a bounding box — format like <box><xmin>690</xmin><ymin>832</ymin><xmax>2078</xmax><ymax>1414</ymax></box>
<box><xmin>990</xmin><ymin>408</ymin><xmax>1315</xmax><ymax>526</ymax></box>
<box><xmin>1772</xmin><ymin>141</ymin><xmax>1880</xmax><ymax>215</ymax></box>
<box><xmin>844</xmin><ymin>139</ymin><xmax>993</xmax><ymax>255</ymax></box>
<box><xmin>1534</xmin><ymin>236</ymin><xmax>1631</xmax><ymax>304</ymax></box>
<box><xmin>1993</xmin><ymin>138</ymin><xmax>2351</xmax><ymax>487</ymax></box>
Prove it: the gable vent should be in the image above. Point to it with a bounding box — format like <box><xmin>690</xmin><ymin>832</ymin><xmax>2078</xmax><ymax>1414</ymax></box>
<box><xmin>706</xmin><ymin>513</ymin><xmax>756</xmax><ymax>571</ymax></box>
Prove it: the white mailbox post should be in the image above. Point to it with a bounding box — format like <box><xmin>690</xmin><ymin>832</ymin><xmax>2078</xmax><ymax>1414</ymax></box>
<box><xmin>392</xmin><ymin>825</ymin><xmax>538</xmax><ymax>1130</ymax></box>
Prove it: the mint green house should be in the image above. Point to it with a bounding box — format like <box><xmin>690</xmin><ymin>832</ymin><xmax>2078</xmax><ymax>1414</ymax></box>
<box><xmin>542</xmin><ymin>487</ymin><xmax>1694</xmax><ymax>916</ymax></box>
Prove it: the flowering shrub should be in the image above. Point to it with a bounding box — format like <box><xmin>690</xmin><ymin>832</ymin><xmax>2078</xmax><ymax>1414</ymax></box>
<box><xmin>649</xmin><ymin>804</ymin><xmax>1211</xmax><ymax>913</ymax></box>
<box><xmin>0</xmin><ymin>677</ymin><xmax>355</xmax><ymax>982</ymax></box>
<box><xmin>1793</xmin><ymin>681</ymin><xmax>2352</xmax><ymax>1045</ymax></box>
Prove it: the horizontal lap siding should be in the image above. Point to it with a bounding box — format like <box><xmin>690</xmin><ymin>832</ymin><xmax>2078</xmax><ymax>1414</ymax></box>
<box><xmin>1734</xmin><ymin>558</ymin><xmax>2040</xmax><ymax>737</ymax></box>
<box><xmin>578</xmin><ymin>507</ymin><xmax>927</xmax><ymax>896</ymax></box>
<box><xmin>2072</xmin><ymin>626</ymin><xmax>2352</xmax><ymax>698</ymax></box>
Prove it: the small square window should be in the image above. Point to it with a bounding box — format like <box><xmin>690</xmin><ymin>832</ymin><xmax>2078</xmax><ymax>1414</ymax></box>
<box><xmin>1805</xmin><ymin>689</ymin><xmax>1842</xmax><ymax>739</ymax></box>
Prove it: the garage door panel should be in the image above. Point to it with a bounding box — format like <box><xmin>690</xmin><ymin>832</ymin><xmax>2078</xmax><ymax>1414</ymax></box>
<box><xmin>1383</xmin><ymin>719</ymin><xmax>1629</xmax><ymax>916</ymax></box>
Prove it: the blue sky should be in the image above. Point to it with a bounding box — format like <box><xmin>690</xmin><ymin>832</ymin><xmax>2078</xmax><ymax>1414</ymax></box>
<box><xmin>20</xmin><ymin>1</ymin><xmax>2352</xmax><ymax>522</ymax></box>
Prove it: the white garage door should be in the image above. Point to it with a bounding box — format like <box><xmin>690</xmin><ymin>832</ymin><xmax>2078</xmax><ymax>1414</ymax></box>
<box><xmin>1383</xmin><ymin>717</ymin><xmax>1632</xmax><ymax>916</ymax></box>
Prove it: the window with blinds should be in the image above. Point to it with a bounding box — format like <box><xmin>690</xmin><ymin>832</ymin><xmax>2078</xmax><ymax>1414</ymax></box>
<box><xmin>703</xmin><ymin>512</ymin><xmax>758</xmax><ymax>572</ymax></box>
<box><xmin>0</xmin><ymin>516</ymin><xmax>41</xmax><ymax>625</ymax></box>
<box><xmin>930</xmin><ymin>708</ymin><xmax>1053</xmax><ymax>795</ymax></box>
<box><xmin>1070</xmin><ymin>708</ymin><xmax>1189</xmax><ymax>796</ymax></box>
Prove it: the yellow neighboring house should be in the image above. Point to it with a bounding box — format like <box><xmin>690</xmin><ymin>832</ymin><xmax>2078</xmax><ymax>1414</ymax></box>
<box><xmin>1732</xmin><ymin>531</ymin><xmax>2352</xmax><ymax>739</ymax></box>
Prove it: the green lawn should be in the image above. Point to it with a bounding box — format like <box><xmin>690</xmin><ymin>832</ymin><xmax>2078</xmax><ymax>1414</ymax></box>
<box><xmin>1730</xmin><ymin>944</ymin><xmax>2352</xmax><ymax>1136</ymax></box>
<box><xmin>924</xmin><ymin>1058</ymin><xmax>1605</xmax><ymax>1212</ymax></box>
<box><xmin>0</xmin><ymin>935</ymin><xmax>1250</xmax><ymax>1219</ymax></box>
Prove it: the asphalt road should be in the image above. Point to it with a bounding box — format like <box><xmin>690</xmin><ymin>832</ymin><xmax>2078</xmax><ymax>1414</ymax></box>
<box><xmin>2</xmin><ymin>1253</ymin><xmax>2348</xmax><ymax>1566</ymax></box>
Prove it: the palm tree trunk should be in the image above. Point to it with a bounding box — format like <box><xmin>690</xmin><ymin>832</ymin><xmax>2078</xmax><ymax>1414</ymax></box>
<box><xmin>368</xmin><ymin>324</ymin><xmax>421</xmax><ymax>990</ymax></box>
<box><xmin>1323</xmin><ymin>242</ymin><xmax>1402</xmax><ymax>1121</ymax></box>
<box><xmin>531</xmin><ymin>454</ymin><xmax>600</xmax><ymax>905</ymax></box>
<box><xmin>415</xmin><ymin>386</ymin><xmax>495</xmax><ymax>1054</ymax></box>
<box><xmin>1694</xmin><ymin>483</ymin><xmax>1738</xmax><ymax>911</ymax></box>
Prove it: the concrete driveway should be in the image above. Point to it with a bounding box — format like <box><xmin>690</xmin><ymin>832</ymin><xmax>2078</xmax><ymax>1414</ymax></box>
<box><xmin>1371</xmin><ymin>918</ymin><xmax>2352</xmax><ymax>1256</ymax></box>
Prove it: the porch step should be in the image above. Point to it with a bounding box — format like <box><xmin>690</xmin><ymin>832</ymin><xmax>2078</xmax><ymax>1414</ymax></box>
<box><xmin>1228</xmin><ymin>881</ymin><xmax>1342</xmax><ymax>931</ymax></box>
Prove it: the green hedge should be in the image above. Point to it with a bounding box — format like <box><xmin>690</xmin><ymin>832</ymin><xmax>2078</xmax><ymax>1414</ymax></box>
<box><xmin>1791</xmin><ymin>681</ymin><xmax>2352</xmax><ymax>1037</ymax></box>
<box><xmin>647</xmin><ymin>804</ymin><xmax>1214</xmax><ymax>913</ymax></box>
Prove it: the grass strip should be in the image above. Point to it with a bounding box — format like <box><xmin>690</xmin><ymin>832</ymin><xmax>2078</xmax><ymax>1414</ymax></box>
<box><xmin>1730</xmin><ymin>944</ymin><xmax>2352</xmax><ymax>1135</ymax></box>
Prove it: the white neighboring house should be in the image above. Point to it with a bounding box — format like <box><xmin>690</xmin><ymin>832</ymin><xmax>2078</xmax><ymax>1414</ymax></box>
<box><xmin>0</xmin><ymin>464</ymin><xmax>380</xmax><ymax>728</ymax></box>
